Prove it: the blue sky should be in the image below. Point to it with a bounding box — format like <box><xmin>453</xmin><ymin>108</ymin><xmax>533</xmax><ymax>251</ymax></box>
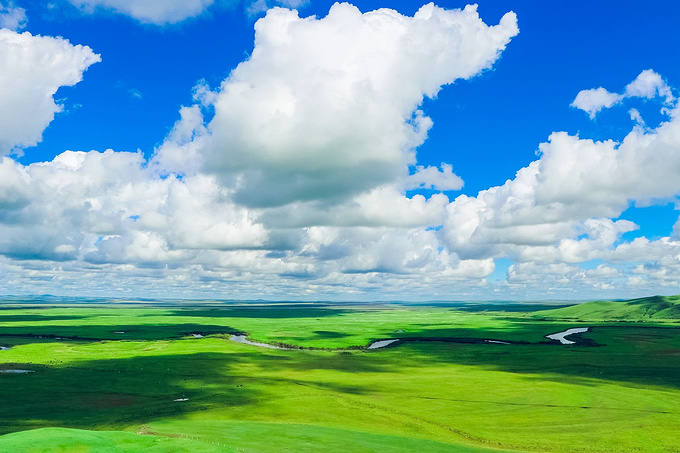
<box><xmin>1</xmin><ymin>0</ymin><xmax>679</xmax><ymax>300</ymax></box>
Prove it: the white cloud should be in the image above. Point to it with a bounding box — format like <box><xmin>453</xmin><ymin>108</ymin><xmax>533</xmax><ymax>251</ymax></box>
<box><xmin>158</xmin><ymin>174</ymin><xmax>268</xmax><ymax>251</ymax></box>
<box><xmin>570</xmin><ymin>87</ymin><xmax>622</xmax><ymax>119</ymax></box>
<box><xmin>297</xmin><ymin>225</ymin><xmax>491</xmax><ymax>280</ymax></box>
<box><xmin>245</xmin><ymin>0</ymin><xmax>269</xmax><ymax>16</ymax></box>
<box><xmin>274</xmin><ymin>0</ymin><xmax>306</xmax><ymax>7</ymax></box>
<box><xmin>261</xmin><ymin>187</ymin><xmax>450</xmax><ymax>228</ymax></box>
<box><xmin>0</xmin><ymin>157</ymin><xmax>31</xmax><ymax>211</ymax></box>
<box><xmin>197</xmin><ymin>3</ymin><xmax>518</xmax><ymax>207</ymax></box>
<box><xmin>624</xmin><ymin>69</ymin><xmax>675</xmax><ymax>105</ymax></box>
<box><xmin>68</xmin><ymin>0</ymin><xmax>218</xmax><ymax>25</ymax></box>
<box><xmin>0</xmin><ymin>29</ymin><xmax>100</xmax><ymax>154</ymax></box>
<box><xmin>673</xmin><ymin>216</ymin><xmax>680</xmax><ymax>239</ymax></box>
<box><xmin>572</xmin><ymin>69</ymin><xmax>675</xmax><ymax>118</ymax></box>
<box><xmin>0</xmin><ymin>150</ymin><xmax>268</xmax><ymax>265</ymax></box>
<box><xmin>150</xmin><ymin>105</ymin><xmax>208</xmax><ymax>176</ymax></box>
<box><xmin>503</xmin><ymin>261</ymin><xmax>628</xmax><ymax>295</ymax></box>
<box><xmin>405</xmin><ymin>163</ymin><xmax>464</xmax><ymax>191</ymax></box>
<box><xmin>585</xmin><ymin>264</ymin><xmax>620</xmax><ymax>279</ymax></box>
<box><xmin>0</xmin><ymin>1</ymin><xmax>26</xmax><ymax>30</ymax></box>
<box><xmin>246</xmin><ymin>0</ymin><xmax>308</xmax><ymax>17</ymax></box>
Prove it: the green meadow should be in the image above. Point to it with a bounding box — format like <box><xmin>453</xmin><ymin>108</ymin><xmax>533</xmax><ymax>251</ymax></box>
<box><xmin>1</xmin><ymin>296</ymin><xmax>679</xmax><ymax>452</ymax></box>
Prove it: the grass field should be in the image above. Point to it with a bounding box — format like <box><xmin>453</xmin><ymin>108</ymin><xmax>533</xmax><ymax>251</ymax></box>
<box><xmin>1</xmin><ymin>296</ymin><xmax>679</xmax><ymax>452</ymax></box>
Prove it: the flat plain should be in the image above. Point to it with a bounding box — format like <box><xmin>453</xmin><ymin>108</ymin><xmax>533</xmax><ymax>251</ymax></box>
<box><xmin>0</xmin><ymin>296</ymin><xmax>679</xmax><ymax>452</ymax></box>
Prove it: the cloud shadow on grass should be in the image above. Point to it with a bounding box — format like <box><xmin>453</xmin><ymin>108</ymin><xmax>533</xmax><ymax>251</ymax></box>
<box><xmin>0</xmin><ymin>352</ymin><xmax>258</xmax><ymax>435</ymax></box>
<box><xmin>0</xmin><ymin>323</ymin><xmax>242</xmax><ymax>343</ymax></box>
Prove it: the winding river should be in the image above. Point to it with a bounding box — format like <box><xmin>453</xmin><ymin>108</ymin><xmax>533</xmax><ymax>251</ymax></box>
<box><xmin>229</xmin><ymin>335</ymin><xmax>292</xmax><ymax>350</ymax></box>
<box><xmin>228</xmin><ymin>335</ymin><xmax>518</xmax><ymax>351</ymax></box>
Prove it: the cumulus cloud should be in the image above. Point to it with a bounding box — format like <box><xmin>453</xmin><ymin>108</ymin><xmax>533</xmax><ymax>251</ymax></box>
<box><xmin>443</xmin><ymin>72</ymin><xmax>680</xmax><ymax>275</ymax></box>
<box><xmin>570</xmin><ymin>87</ymin><xmax>622</xmax><ymax>119</ymax></box>
<box><xmin>0</xmin><ymin>29</ymin><xmax>100</xmax><ymax>154</ymax></box>
<box><xmin>0</xmin><ymin>150</ymin><xmax>267</xmax><ymax>265</ymax></box>
<box><xmin>0</xmin><ymin>1</ymin><xmax>26</xmax><ymax>30</ymax></box>
<box><xmin>624</xmin><ymin>69</ymin><xmax>675</xmax><ymax>104</ymax></box>
<box><xmin>572</xmin><ymin>69</ymin><xmax>675</xmax><ymax>118</ymax></box>
<box><xmin>197</xmin><ymin>3</ymin><xmax>518</xmax><ymax>207</ymax></box>
<box><xmin>67</xmin><ymin>0</ymin><xmax>220</xmax><ymax>25</ymax></box>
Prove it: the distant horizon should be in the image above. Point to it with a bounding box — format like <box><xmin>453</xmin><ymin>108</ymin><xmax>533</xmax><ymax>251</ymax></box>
<box><xmin>1</xmin><ymin>292</ymin><xmax>667</xmax><ymax>306</ymax></box>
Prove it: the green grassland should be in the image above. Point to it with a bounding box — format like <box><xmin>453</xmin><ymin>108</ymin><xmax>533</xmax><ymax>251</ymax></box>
<box><xmin>0</xmin><ymin>296</ymin><xmax>679</xmax><ymax>452</ymax></box>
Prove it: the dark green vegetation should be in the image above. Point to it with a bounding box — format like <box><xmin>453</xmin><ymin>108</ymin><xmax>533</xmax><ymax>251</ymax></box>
<box><xmin>0</xmin><ymin>296</ymin><xmax>679</xmax><ymax>452</ymax></box>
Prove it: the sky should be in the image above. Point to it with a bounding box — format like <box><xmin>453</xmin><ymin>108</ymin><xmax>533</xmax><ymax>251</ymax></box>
<box><xmin>1</xmin><ymin>0</ymin><xmax>680</xmax><ymax>301</ymax></box>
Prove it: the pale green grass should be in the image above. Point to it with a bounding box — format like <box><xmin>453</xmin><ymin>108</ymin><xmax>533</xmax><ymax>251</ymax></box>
<box><xmin>0</xmin><ymin>427</ymin><xmax>226</xmax><ymax>452</ymax></box>
<box><xmin>147</xmin><ymin>420</ymin><xmax>502</xmax><ymax>453</ymax></box>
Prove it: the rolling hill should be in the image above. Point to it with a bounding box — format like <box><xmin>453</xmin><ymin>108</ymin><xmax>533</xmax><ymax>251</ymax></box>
<box><xmin>534</xmin><ymin>295</ymin><xmax>680</xmax><ymax>321</ymax></box>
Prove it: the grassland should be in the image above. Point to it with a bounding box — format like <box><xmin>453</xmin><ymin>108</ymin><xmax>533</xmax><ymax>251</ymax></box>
<box><xmin>0</xmin><ymin>296</ymin><xmax>679</xmax><ymax>452</ymax></box>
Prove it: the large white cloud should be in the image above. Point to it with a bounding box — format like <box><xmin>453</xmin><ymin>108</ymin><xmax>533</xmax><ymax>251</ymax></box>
<box><xmin>0</xmin><ymin>29</ymin><xmax>100</xmax><ymax>154</ymax></box>
<box><xmin>197</xmin><ymin>3</ymin><xmax>517</xmax><ymax>207</ymax></box>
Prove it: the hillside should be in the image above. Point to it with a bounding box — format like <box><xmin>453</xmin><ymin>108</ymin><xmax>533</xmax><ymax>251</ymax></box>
<box><xmin>534</xmin><ymin>295</ymin><xmax>680</xmax><ymax>321</ymax></box>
